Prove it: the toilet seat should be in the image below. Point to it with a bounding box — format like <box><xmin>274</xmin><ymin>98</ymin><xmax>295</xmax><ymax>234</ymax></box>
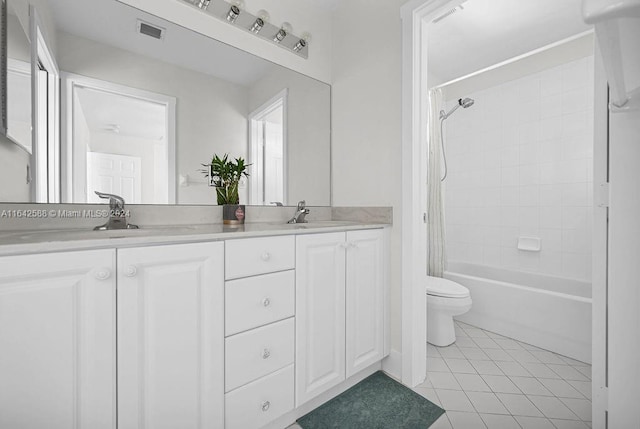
<box><xmin>426</xmin><ymin>277</ymin><xmax>470</xmax><ymax>298</ymax></box>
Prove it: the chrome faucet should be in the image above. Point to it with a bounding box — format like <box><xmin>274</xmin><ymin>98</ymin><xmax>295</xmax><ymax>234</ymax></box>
<box><xmin>93</xmin><ymin>191</ymin><xmax>138</xmax><ymax>230</ymax></box>
<box><xmin>287</xmin><ymin>200</ymin><xmax>310</xmax><ymax>224</ymax></box>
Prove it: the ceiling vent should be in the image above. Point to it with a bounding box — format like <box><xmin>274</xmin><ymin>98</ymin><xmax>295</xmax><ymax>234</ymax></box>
<box><xmin>137</xmin><ymin>20</ymin><xmax>165</xmax><ymax>40</ymax></box>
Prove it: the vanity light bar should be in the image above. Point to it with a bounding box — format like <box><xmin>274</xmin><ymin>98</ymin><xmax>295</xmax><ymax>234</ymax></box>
<box><xmin>184</xmin><ymin>0</ymin><xmax>309</xmax><ymax>59</ymax></box>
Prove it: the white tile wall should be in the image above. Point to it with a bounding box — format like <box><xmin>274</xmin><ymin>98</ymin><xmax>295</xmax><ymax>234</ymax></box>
<box><xmin>443</xmin><ymin>56</ymin><xmax>594</xmax><ymax>281</ymax></box>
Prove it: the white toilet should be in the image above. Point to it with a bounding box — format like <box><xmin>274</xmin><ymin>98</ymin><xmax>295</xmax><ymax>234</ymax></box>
<box><xmin>426</xmin><ymin>276</ymin><xmax>472</xmax><ymax>347</ymax></box>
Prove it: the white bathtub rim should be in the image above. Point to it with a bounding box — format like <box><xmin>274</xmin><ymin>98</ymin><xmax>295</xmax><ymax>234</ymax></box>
<box><xmin>445</xmin><ymin>271</ymin><xmax>593</xmax><ymax>304</ymax></box>
<box><xmin>446</xmin><ymin>261</ymin><xmax>592</xmax><ymax>298</ymax></box>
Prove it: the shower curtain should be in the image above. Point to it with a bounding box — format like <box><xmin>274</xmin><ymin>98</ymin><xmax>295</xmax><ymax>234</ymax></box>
<box><xmin>427</xmin><ymin>88</ymin><xmax>446</xmax><ymax>277</ymax></box>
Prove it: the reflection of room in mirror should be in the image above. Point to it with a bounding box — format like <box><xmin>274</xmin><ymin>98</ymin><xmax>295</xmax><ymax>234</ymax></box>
<box><xmin>0</xmin><ymin>0</ymin><xmax>330</xmax><ymax>207</ymax></box>
<box><xmin>5</xmin><ymin>4</ymin><xmax>32</xmax><ymax>153</ymax></box>
<box><xmin>0</xmin><ymin>0</ymin><xmax>32</xmax><ymax>203</ymax></box>
<box><xmin>6</xmin><ymin>60</ymin><xmax>31</xmax><ymax>153</ymax></box>
<box><xmin>249</xmin><ymin>90</ymin><xmax>287</xmax><ymax>206</ymax></box>
<box><xmin>68</xmin><ymin>81</ymin><xmax>174</xmax><ymax>205</ymax></box>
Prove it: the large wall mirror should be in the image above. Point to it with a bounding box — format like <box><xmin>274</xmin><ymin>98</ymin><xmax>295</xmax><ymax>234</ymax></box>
<box><xmin>5</xmin><ymin>0</ymin><xmax>31</xmax><ymax>154</ymax></box>
<box><xmin>0</xmin><ymin>0</ymin><xmax>33</xmax><ymax>203</ymax></box>
<box><xmin>0</xmin><ymin>0</ymin><xmax>331</xmax><ymax>206</ymax></box>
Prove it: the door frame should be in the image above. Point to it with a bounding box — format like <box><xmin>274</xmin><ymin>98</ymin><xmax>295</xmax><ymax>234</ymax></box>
<box><xmin>30</xmin><ymin>5</ymin><xmax>60</xmax><ymax>203</ymax></box>
<box><xmin>400</xmin><ymin>0</ymin><xmax>608</xmax><ymax>402</ymax></box>
<box><xmin>400</xmin><ymin>0</ymin><xmax>452</xmax><ymax>388</ymax></box>
<box><xmin>61</xmin><ymin>73</ymin><xmax>176</xmax><ymax>204</ymax></box>
<box><xmin>248</xmin><ymin>88</ymin><xmax>288</xmax><ymax>206</ymax></box>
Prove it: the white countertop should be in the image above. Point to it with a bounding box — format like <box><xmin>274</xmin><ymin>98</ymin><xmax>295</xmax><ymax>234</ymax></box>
<box><xmin>0</xmin><ymin>221</ymin><xmax>389</xmax><ymax>256</ymax></box>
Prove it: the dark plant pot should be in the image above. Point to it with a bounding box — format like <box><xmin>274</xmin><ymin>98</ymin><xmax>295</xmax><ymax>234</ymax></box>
<box><xmin>223</xmin><ymin>204</ymin><xmax>245</xmax><ymax>225</ymax></box>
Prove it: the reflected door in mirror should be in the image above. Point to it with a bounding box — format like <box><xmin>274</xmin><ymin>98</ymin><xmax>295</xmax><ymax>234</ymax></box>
<box><xmin>249</xmin><ymin>90</ymin><xmax>286</xmax><ymax>206</ymax></box>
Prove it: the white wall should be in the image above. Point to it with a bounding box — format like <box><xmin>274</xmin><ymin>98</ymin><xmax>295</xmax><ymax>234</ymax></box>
<box><xmin>7</xmin><ymin>14</ymin><xmax>30</xmax><ymax>63</ymax></box>
<box><xmin>443</xmin><ymin>56</ymin><xmax>595</xmax><ymax>282</ymax></box>
<box><xmin>11</xmin><ymin>0</ymin><xmax>58</xmax><ymax>56</ymax></box>
<box><xmin>608</xmin><ymin>103</ymin><xmax>640</xmax><ymax>429</ymax></box>
<box><xmin>0</xmin><ymin>140</ymin><xmax>30</xmax><ymax>202</ymax></box>
<box><xmin>248</xmin><ymin>68</ymin><xmax>331</xmax><ymax>206</ymax></box>
<box><xmin>442</xmin><ymin>33</ymin><xmax>594</xmax><ymax>101</ymax></box>
<box><xmin>117</xmin><ymin>0</ymin><xmax>332</xmax><ymax>83</ymax></box>
<box><xmin>331</xmin><ymin>0</ymin><xmax>407</xmax><ymax>354</ymax></box>
<box><xmin>57</xmin><ymin>32</ymin><xmax>249</xmax><ymax>205</ymax></box>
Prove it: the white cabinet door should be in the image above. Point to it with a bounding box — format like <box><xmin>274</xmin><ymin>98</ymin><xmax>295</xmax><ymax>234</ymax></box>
<box><xmin>0</xmin><ymin>249</ymin><xmax>116</xmax><ymax>429</ymax></box>
<box><xmin>295</xmin><ymin>232</ymin><xmax>346</xmax><ymax>406</ymax></box>
<box><xmin>345</xmin><ymin>229</ymin><xmax>385</xmax><ymax>377</ymax></box>
<box><xmin>117</xmin><ymin>242</ymin><xmax>224</xmax><ymax>429</ymax></box>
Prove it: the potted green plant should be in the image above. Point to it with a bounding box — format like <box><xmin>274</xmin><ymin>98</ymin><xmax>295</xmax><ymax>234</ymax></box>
<box><xmin>201</xmin><ymin>154</ymin><xmax>250</xmax><ymax>225</ymax></box>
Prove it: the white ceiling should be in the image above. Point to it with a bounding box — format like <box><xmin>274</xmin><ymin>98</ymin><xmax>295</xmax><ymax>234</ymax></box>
<box><xmin>76</xmin><ymin>87</ymin><xmax>167</xmax><ymax>141</ymax></box>
<box><xmin>50</xmin><ymin>0</ymin><xmax>278</xmax><ymax>87</ymax></box>
<box><xmin>427</xmin><ymin>0</ymin><xmax>592</xmax><ymax>85</ymax></box>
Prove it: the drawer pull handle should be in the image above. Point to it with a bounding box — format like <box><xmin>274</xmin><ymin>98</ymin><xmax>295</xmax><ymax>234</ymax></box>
<box><xmin>261</xmin><ymin>401</ymin><xmax>271</xmax><ymax>412</ymax></box>
<box><xmin>95</xmin><ymin>268</ymin><xmax>111</xmax><ymax>280</ymax></box>
<box><xmin>262</xmin><ymin>297</ymin><xmax>271</xmax><ymax>307</ymax></box>
<box><xmin>125</xmin><ymin>266</ymin><xmax>138</xmax><ymax>277</ymax></box>
<box><xmin>261</xmin><ymin>252</ymin><xmax>271</xmax><ymax>261</ymax></box>
<box><xmin>262</xmin><ymin>348</ymin><xmax>271</xmax><ymax>359</ymax></box>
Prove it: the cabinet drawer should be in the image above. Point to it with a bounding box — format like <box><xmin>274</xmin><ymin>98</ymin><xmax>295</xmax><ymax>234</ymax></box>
<box><xmin>225</xmin><ymin>365</ymin><xmax>294</xmax><ymax>429</ymax></box>
<box><xmin>225</xmin><ymin>236</ymin><xmax>294</xmax><ymax>279</ymax></box>
<box><xmin>225</xmin><ymin>318</ymin><xmax>294</xmax><ymax>392</ymax></box>
<box><xmin>225</xmin><ymin>270</ymin><xmax>295</xmax><ymax>336</ymax></box>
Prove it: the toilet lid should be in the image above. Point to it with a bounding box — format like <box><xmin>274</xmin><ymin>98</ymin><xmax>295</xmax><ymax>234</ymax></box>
<box><xmin>426</xmin><ymin>277</ymin><xmax>470</xmax><ymax>298</ymax></box>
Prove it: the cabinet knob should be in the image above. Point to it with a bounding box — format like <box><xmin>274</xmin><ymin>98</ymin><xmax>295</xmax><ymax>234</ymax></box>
<box><xmin>338</xmin><ymin>242</ymin><xmax>348</xmax><ymax>249</ymax></box>
<box><xmin>261</xmin><ymin>401</ymin><xmax>271</xmax><ymax>412</ymax></box>
<box><xmin>261</xmin><ymin>252</ymin><xmax>271</xmax><ymax>261</ymax></box>
<box><xmin>95</xmin><ymin>268</ymin><xmax>111</xmax><ymax>280</ymax></box>
<box><xmin>349</xmin><ymin>242</ymin><xmax>358</xmax><ymax>249</ymax></box>
<box><xmin>262</xmin><ymin>348</ymin><xmax>271</xmax><ymax>359</ymax></box>
<box><xmin>262</xmin><ymin>297</ymin><xmax>271</xmax><ymax>307</ymax></box>
<box><xmin>125</xmin><ymin>265</ymin><xmax>138</xmax><ymax>277</ymax></box>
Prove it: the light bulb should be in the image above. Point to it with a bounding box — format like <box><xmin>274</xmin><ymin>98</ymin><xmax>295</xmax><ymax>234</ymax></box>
<box><xmin>196</xmin><ymin>0</ymin><xmax>211</xmax><ymax>10</ymax></box>
<box><xmin>250</xmin><ymin>9</ymin><xmax>270</xmax><ymax>33</ymax></box>
<box><xmin>273</xmin><ymin>22</ymin><xmax>292</xmax><ymax>43</ymax></box>
<box><xmin>293</xmin><ymin>32</ymin><xmax>311</xmax><ymax>52</ymax></box>
<box><xmin>257</xmin><ymin>9</ymin><xmax>270</xmax><ymax>21</ymax></box>
<box><xmin>226</xmin><ymin>1</ymin><xmax>244</xmax><ymax>23</ymax></box>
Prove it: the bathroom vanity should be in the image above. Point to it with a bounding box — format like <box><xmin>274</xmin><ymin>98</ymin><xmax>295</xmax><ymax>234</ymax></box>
<box><xmin>0</xmin><ymin>221</ymin><xmax>390</xmax><ymax>429</ymax></box>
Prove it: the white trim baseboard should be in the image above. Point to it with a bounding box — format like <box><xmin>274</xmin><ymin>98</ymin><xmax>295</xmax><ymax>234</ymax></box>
<box><xmin>382</xmin><ymin>348</ymin><xmax>402</xmax><ymax>381</ymax></box>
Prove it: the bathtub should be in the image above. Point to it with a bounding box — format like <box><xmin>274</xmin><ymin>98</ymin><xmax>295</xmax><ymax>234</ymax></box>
<box><xmin>445</xmin><ymin>262</ymin><xmax>592</xmax><ymax>364</ymax></box>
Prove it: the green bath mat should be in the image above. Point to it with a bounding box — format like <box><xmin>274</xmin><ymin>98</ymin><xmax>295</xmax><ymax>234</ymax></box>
<box><xmin>297</xmin><ymin>371</ymin><xmax>445</xmax><ymax>429</ymax></box>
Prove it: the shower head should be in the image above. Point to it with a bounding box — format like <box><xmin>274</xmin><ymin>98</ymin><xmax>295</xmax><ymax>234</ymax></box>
<box><xmin>460</xmin><ymin>97</ymin><xmax>474</xmax><ymax>108</ymax></box>
<box><xmin>439</xmin><ymin>97</ymin><xmax>475</xmax><ymax>120</ymax></box>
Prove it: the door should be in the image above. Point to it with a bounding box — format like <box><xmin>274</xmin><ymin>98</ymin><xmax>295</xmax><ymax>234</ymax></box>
<box><xmin>295</xmin><ymin>232</ymin><xmax>346</xmax><ymax>406</ymax></box>
<box><xmin>0</xmin><ymin>249</ymin><xmax>116</xmax><ymax>429</ymax></box>
<box><xmin>87</xmin><ymin>152</ymin><xmax>142</xmax><ymax>204</ymax></box>
<box><xmin>117</xmin><ymin>242</ymin><xmax>224</xmax><ymax>429</ymax></box>
<box><xmin>249</xmin><ymin>90</ymin><xmax>287</xmax><ymax>205</ymax></box>
<box><xmin>65</xmin><ymin>74</ymin><xmax>176</xmax><ymax>204</ymax></box>
<box><xmin>345</xmin><ymin>229</ymin><xmax>385</xmax><ymax>377</ymax></box>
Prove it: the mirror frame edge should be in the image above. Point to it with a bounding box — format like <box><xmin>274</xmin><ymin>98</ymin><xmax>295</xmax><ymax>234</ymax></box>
<box><xmin>0</xmin><ymin>0</ymin><xmax>7</xmax><ymax>136</ymax></box>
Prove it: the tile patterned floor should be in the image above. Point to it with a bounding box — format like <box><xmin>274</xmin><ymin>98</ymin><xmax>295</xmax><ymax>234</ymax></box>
<box><xmin>414</xmin><ymin>321</ymin><xmax>592</xmax><ymax>429</ymax></box>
